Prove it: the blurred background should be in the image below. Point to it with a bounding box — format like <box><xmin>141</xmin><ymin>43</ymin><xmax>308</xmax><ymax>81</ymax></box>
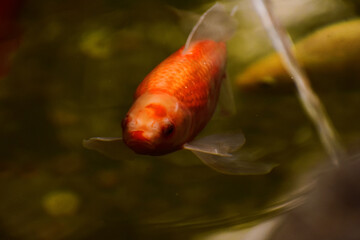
<box><xmin>1</xmin><ymin>0</ymin><xmax>360</xmax><ymax>239</ymax></box>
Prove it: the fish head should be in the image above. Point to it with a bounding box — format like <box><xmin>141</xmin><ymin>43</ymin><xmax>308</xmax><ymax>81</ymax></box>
<box><xmin>122</xmin><ymin>93</ymin><xmax>192</xmax><ymax>155</ymax></box>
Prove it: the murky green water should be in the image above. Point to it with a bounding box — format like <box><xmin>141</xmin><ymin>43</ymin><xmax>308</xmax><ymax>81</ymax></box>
<box><xmin>1</xmin><ymin>0</ymin><xmax>360</xmax><ymax>239</ymax></box>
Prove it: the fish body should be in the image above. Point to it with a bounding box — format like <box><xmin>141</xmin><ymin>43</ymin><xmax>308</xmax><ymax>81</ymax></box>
<box><xmin>123</xmin><ymin>40</ymin><xmax>227</xmax><ymax>155</ymax></box>
<box><xmin>84</xmin><ymin>3</ymin><xmax>275</xmax><ymax>175</ymax></box>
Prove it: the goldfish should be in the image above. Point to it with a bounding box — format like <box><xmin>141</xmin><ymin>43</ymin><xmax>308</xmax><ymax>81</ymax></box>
<box><xmin>84</xmin><ymin>3</ymin><xmax>274</xmax><ymax>175</ymax></box>
<box><xmin>236</xmin><ymin>19</ymin><xmax>360</xmax><ymax>92</ymax></box>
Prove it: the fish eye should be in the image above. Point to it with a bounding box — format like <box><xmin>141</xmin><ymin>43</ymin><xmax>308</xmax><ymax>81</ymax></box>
<box><xmin>162</xmin><ymin>122</ymin><xmax>175</xmax><ymax>137</ymax></box>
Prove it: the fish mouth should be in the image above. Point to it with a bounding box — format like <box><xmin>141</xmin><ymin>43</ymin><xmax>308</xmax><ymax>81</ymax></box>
<box><xmin>129</xmin><ymin>131</ymin><xmax>148</xmax><ymax>142</ymax></box>
<box><xmin>123</xmin><ymin>130</ymin><xmax>156</xmax><ymax>154</ymax></box>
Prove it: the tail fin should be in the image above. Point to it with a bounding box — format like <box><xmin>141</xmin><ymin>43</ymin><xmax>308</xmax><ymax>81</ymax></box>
<box><xmin>183</xmin><ymin>3</ymin><xmax>237</xmax><ymax>53</ymax></box>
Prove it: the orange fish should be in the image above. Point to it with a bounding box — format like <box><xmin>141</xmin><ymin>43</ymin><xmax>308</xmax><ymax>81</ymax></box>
<box><xmin>84</xmin><ymin>3</ymin><xmax>274</xmax><ymax>175</ymax></box>
<box><xmin>122</xmin><ymin>39</ymin><xmax>226</xmax><ymax>155</ymax></box>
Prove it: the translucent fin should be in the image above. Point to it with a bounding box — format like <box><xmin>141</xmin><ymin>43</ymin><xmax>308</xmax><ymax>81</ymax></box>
<box><xmin>183</xmin><ymin>3</ymin><xmax>237</xmax><ymax>53</ymax></box>
<box><xmin>184</xmin><ymin>133</ymin><xmax>276</xmax><ymax>175</ymax></box>
<box><xmin>183</xmin><ymin>132</ymin><xmax>246</xmax><ymax>156</ymax></box>
<box><xmin>83</xmin><ymin>137</ymin><xmax>136</xmax><ymax>160</ymax></box>
<box><xmin>252</xmin><ymin>0</ymin><xmax>345</xmax><ymax>166</ymax></box>
<box><xmin>218</xmin><ymin>72</ymin><xmax>237</xmax><ymax>116</ymax></box>
<box><xmin>169</xmin><ymin>6</ymin><xmax>200</xmax><ymax>36</ymax></box>
<box><xmin>191</xmin><ymin>151</ymin><xmax>276</xmax><ymax>175</ymax></box>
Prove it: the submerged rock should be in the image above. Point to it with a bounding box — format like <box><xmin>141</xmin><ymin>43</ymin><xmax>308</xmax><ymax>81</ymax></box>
<box><xmin>270</xmin><ymin>154</ymin><xmax>360</xmax><ymax>240</ymax></box>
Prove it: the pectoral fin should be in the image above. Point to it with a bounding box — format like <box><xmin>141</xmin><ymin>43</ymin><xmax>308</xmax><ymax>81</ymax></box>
<box><xmin>83</xmin><ymin>137</ymin><xmax>136</xmax><ymax>160</ymax></box>
<box><xmin>191</xmin><ymin>151</ymin><xmax>276</xmax><ymax>175</ymax></box>
<box><xmin>184</xmin><ymin>133</ymin><xmax>276</xmax><ymax>175</ymax></box>
<box><xmin>183</xmin><ymin>132</ymin><xmax>245</xmax><ymax>156</ymax></box>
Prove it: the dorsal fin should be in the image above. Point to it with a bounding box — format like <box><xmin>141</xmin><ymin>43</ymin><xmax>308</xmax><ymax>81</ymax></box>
<box><xmin>183</xmin><ymin>3</ymin><xmax>237</xmax><ymax>53</ymax></box>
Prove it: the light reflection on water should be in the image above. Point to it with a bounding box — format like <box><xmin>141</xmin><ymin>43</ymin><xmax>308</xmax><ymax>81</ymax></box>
<box><xmin>0</xmin><ymin>0</ymin><xmax>360</xmax><ymax>239</ymax></box>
